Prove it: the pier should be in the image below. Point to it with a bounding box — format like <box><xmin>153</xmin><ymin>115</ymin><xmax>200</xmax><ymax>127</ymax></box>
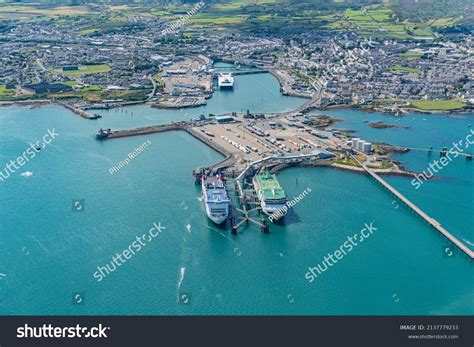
<box><xmin>94</xmin><ymin>111</ymin><xmax>464</xmax><ymax>239</ymax></box>
<box><xmin>231</xmin><ymin>70</ymin><xmax>269</xmax><ymax>76</ymax></box>
<box><xmin>352</xmin><ymin>155</ymin><xmax>474</xmax><ymax>259</ymax></box>
<box><xmin>102</xmin><ymin>122</ymin><xmax>190</xmax><ymax>139</ymax></box>
<box><xmin>378</xmin><ymin>145</ymin><xmax>472</xmax><ymax>158</ymax></box>
<box><xmin>56</xmin><ymin>101</ymin><xmax>94</xmax><ymax>119</ymax></box>
<box><xmin>226</xmin><ymin>151</ymin><xmax>335</xmax><ymax>233</ymax></box>
<box><xmin>99</xmin><ymin>121</ymin><xmax>240</xmax><ymax>169</ymax></box>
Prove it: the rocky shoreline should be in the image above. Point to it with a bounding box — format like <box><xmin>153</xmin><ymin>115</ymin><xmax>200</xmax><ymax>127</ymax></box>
<box><xmin>368</xmin><ymin>121</ymin><xmax>409</xmax><ymax>129</ymax></box>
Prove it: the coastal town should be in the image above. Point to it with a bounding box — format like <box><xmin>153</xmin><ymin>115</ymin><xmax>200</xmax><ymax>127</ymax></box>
<box><xmin>1</xmin><ymin>0</ymin><xmax>472</xmax><ymax>198</ymax></box>
<box><xmin>0</xmin><ymin>2</ymin><xmax>472</xmax><ymax>115</ymax></box>
<box><xmin>1</xmin><ymin>1</ymin><xmax>473</xmax><ymax>337</ymax></box>
<box><xmin>1</xmin><ymin>0</ymin><xmax>473</xmax><ymax>218</ymax></box>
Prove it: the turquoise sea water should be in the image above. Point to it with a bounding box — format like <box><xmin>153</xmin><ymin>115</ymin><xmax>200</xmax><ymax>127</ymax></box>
<box><xmin>91</xmin><ymin>71</ymin><xmax>306</xmax><ymax>129</ymax></box>
<box><xmin>0</xmin><ymin>73</ymin><xmax>472</xmax><ymax>315</ymax></box>
<box><xmin>319</xmin><ymin>109</ymin><xmax>474</xmax><ymax>244</ymax></box>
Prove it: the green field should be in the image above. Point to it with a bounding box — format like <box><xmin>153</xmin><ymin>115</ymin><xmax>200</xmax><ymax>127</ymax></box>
<box><xmin>0</xmin><ymin>4</ymin><xmax>94</xmax><ymax>17</ymax></box>
<box><xmin>0</xmin><ymin>84</ymin><xmax>15</xmax><ymax>96</ymax></box>
<box><xmin>410</xmin><ymin>99</ymin><xmax>467</xmax><ymax>111</ymax></box>
<box><xmin>76</xmin><ymin>28</ymin><xmax>100</xmax><ymax>36</ymax></box>
<box><xmin>332</xmin><ymin>157</ymin><xmax>361</xmax><ymax>167</ymax></box>
<box><xmin>212</xmin><ymin>0</ymin><xmax>278</xmax><ymax>11</ymax></box>
<box><xmin>327</xmin><ymin>6</ymin><xmax>435</xmax><ymax>39</ymax></box>
<box><xmin>54</xmin><ymin>64</ymin><xmax>111</xmax><ymax>75</ymax></box>
<box><xmin>189</xmin><ymin>15</ymin><xmax>247</xmax><ymax>25</ymax></box>
<box><xmin>398</xmin><ymin>51</ymin><xmax>423</xmax><ymax>59</ymax></box>
<box><xmin>390</xmin><ymin>66</ymin><xmax>419</xmax><ymax>74</ymax></box>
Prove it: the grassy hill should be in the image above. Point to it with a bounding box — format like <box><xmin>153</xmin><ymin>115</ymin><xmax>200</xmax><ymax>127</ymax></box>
<box><xmin>1</xmin><ymin>0</ymin><xmax>471</xmax><ymax>36</ymax></box>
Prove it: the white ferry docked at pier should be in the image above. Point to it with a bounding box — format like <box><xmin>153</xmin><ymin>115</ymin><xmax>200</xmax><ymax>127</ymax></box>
<box><xmin>218</xmin><ymin>73</ymin><xmax>234</xmax><ymax>89</ymax></box>
<box><xmin>202</xmin><ymin>174</ymin><xmax>230</xmax><ymax>225</ymax></box>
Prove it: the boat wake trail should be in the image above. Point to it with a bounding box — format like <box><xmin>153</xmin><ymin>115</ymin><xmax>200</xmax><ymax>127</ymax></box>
<box><xmin>203</xmin><ymin>224</ymin><xmax>226</xmax><ymax>238</ymax></box>
<box><xmin>463</xmin><ymin>239</ymin><xmax>474</xmax><ymax>247</ymax></box>
<box><xmin>176</xmin><ymin>267</ymin><xmax>186</xmax><ymax>300</ymax></box>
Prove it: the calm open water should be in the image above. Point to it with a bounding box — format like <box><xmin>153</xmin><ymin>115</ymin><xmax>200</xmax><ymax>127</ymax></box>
<box><xmin>0</xmin><ymin>72</ymin><xmax>472</xmax><ymax>315</ymax></box>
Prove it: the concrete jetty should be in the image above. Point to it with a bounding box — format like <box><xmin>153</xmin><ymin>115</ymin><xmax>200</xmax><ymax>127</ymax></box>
<box><xmin>56</xmin><ymin>101</ymin><xmax>94</xmax><ymax>119</ymax></box>
<box><xmin>100</xmin><ymin>122</ymin><xmax>236</xmax><ymax>168</ymax></box>
<box><xmin>352</xmin><ymin>155</ymin><xmax>474</xmax><ymax>259</ymax></box>
<box><xmin>95</xmin><ymin>113</ymin><xmax>470</xmax><ymax>244</ymax></box>
<box><xmin>231</xmin><ymin>70</ymin><xmax>269</xmax><ymax>76</ymax></box>
<box><xmin>104</xmin><ymin>123</ymin><xmax>188</xmax><ymax>139</ymax></box>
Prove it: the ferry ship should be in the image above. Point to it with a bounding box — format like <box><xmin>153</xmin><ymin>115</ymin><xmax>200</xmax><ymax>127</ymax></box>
<box><xmin>202</xmin><ymin>174</ymin><xmax>230</xmax><ymax>225</ymax></box>
<box><xmin>218</xmin><ymin>73</ymin><xmax>234</xmax><ymax>89</ymax></box>
<box><xmin>253</xmin><ymin>170</ymin><xmax>288</xmax><ymax>221</ymax></box>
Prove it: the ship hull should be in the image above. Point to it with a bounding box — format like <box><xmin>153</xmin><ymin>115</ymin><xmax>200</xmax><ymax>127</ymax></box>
<box><xmin>201</xmin><ymin>175</ymin><xmax>230</xmax><ymax>225</ymax></box>
<box><xmin>204</xmin><ymin>202</ymin><xmax>229</xmax><ymax>225</ymax></box>
<box><xmin>217</xmin><ymin>73</ymin><xmax>234</xmax><ymax>90</ymax></box>
<box><xmin>259</xmin><ymin>198</ymin><xmax>287</xmax><ymax>221</ymax></box>
<box><xmin>252</xmin><ymin>172</ymin><xmax>288</xmax><ymax>223</ymax></box>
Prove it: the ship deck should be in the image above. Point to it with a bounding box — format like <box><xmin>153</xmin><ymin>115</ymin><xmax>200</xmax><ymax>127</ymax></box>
<box><xmin>254</xmin><ymin>174</ymin><xmax>286</xmax><ymax>200</ymax></box>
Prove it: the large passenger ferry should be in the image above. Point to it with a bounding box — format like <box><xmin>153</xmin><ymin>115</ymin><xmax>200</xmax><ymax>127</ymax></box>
<box><xmin>252</xmin><ymin>170</ymin><xmax>288</xmax><ymax>221</ymax></box>
<box><xmin>202</xmin><ymin>174</ymin><xmax>230</xmax><ymax>225</ymax></box>
<box><xmin>218</xmin><ymin>73</ymin><xmax>234</xmax><ymax>89</ymax></box>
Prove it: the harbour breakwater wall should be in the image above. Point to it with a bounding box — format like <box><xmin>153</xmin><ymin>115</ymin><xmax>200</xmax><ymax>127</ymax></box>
<box><xmin>102</xmin><ymin>122</ymin><xmax>235</xmax><ymax>169</ymax></box>
<box><xmin>56</xmin><ymin>101</ymin><xmax>93</xmax><ymax>119</ymax></box>
<box><xmin>104</xmin><ymin>123</ymin><xmax>188</xmax><ymax>139</ymax></box>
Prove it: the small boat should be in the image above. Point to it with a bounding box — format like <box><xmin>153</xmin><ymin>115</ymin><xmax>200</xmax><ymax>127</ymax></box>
<box><xmin>89</xmin><ymin>114</ymin><xmax>103</xmax><ymax>120</ymax></box>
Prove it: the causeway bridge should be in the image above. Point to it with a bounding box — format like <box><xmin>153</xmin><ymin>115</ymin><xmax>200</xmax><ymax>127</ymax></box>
<box><xmin>352</xmin><ymin>155</ymin><xmax>474</xmax><ymax>259</ymax></box>
<box><xmin>378</xmin><ymin>145</ymin><xmax>472</xmax><ymax>158</ymax></box>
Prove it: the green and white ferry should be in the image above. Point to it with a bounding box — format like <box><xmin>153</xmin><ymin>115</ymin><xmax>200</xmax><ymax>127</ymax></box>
<box><xmin>252</xmin><ymin>169</ymin><xmax>288</xmax><ymax>221</ymax></box>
